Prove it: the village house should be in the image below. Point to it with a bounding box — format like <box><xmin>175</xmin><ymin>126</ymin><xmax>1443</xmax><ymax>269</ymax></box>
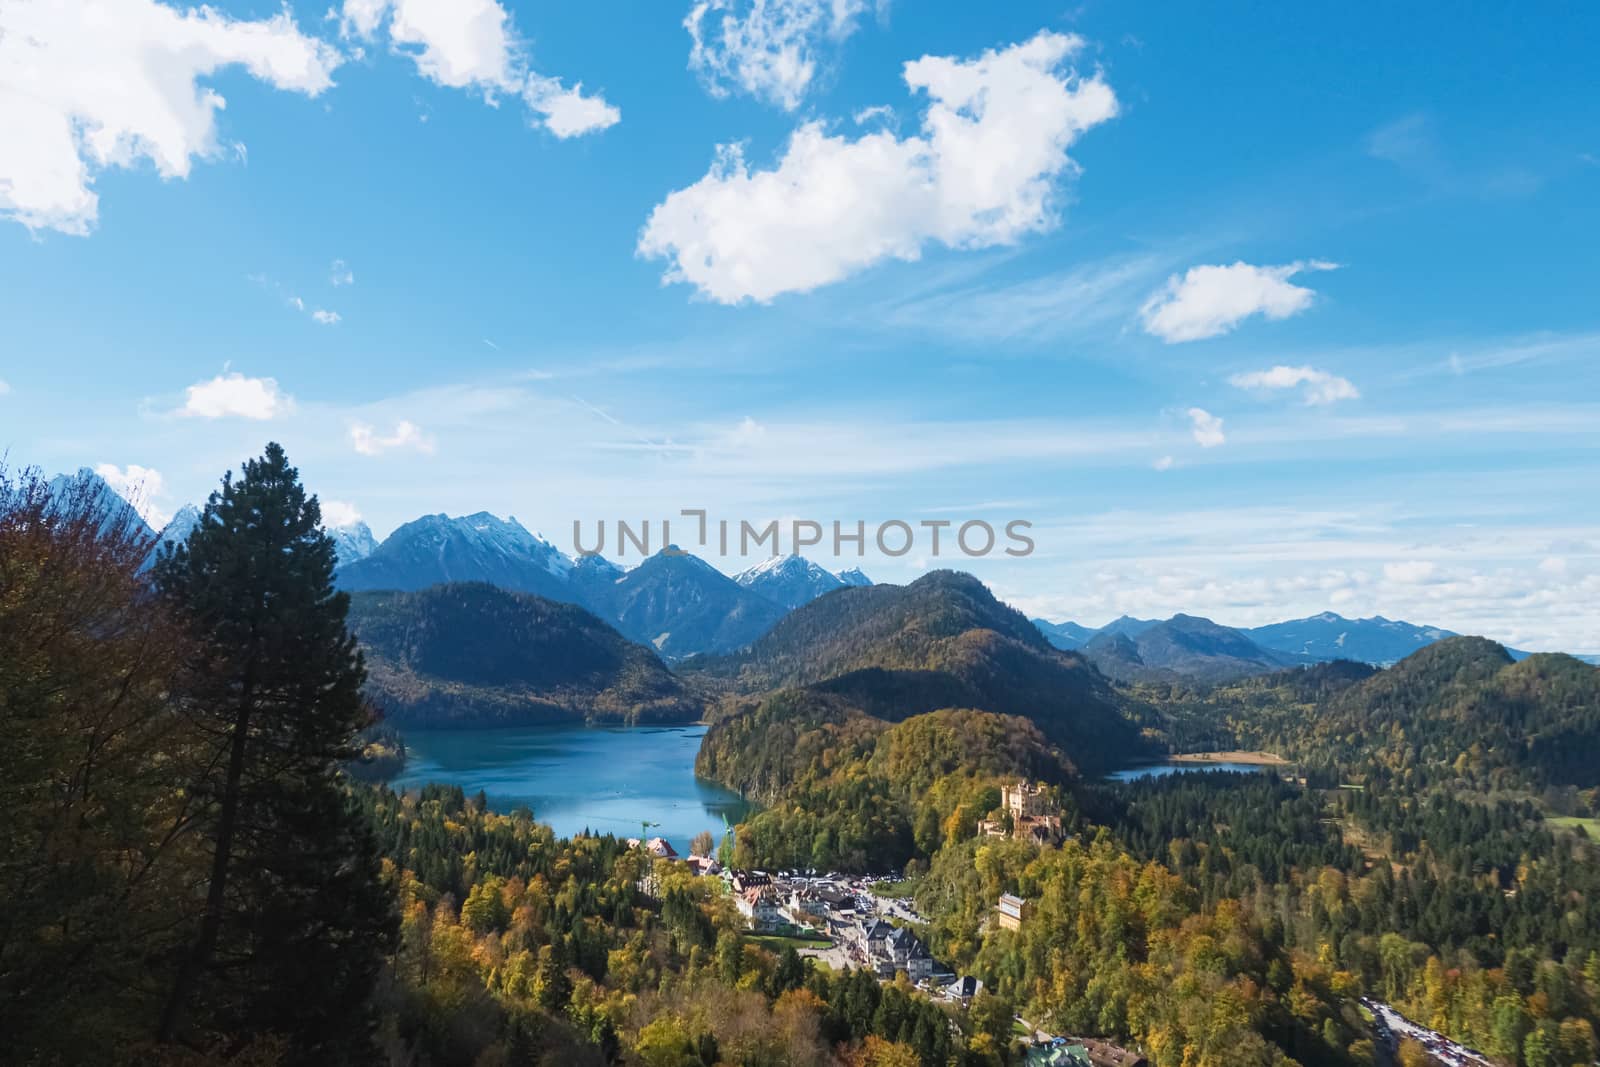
<box><xmin>996</xmin><ymin>893</ymin><xmax>1033</xmax><ymax>931</ymax></box>
<box><xmin>944</xmin><ymin>975</ymin><xmax>984</xmax><ymax>1005</ymax></box>
<box><xmin>728</xmin><ymin>870</ymin><xmax>771</xmax><ymax>894</ymax></box>
<box><xmin>784</xmin><ymin>883</ymin><xmax>850</xmax><ymax>926</ymax></box>
<box><xmin>736</xmin><ymin>885</ymin><xmax>786</xmax><ymax>932</ymax></box>
<box><xmin>684</xmin><ymin>855</ymin><xmax>721</xmax><ymax>877</ymax></box>
<box><xmin>860</xmin><ymin>919</ymin><xmax>934</xmax><ymax>980</ymax></box>
<box><xmin>624</xmin><ymin>836</ymin><xmax>679</xmax><ymax>859</ymax></box>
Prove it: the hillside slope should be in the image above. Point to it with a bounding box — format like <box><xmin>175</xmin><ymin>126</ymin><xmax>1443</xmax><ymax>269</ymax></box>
<box><xmin>688</xmin><ymin>570</ymin><xmax>1145</xmax><ymax>772</ymax></box>
<box><xmin>348</xmin><ymin>583</ymin><xmax>702</xmax><ymax>726</ymax></box>
<box><xmin>1196</xmin><ymin>637</ymin><xmax>1600</xmax><ymax>787</ymax></box>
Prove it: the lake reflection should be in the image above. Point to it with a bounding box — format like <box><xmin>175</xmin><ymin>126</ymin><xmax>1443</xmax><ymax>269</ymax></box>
<box><xmin>389</xmin><ymin>724</ymin><xmax>750</xmax><ymax>855</ymax></box>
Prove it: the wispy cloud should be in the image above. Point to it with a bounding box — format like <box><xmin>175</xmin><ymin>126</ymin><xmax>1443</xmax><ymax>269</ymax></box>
<box><xmin>874</xmin><ymin>253</ymin><xmax>1164</xmax><ymax>344</ymax></box>
<box><xmin>1366</xmin><ymin>112</ymin><xmax>1543</xmax><ymax>199</ymax></box>
<box><xmin>686</xmin><ymin>0</ymin><xmax>879</xmax><ymax>110</ymax></box>
<box><xmin>338</xmin><ymin>0</ymin><xmax>619</xmax><ymax>138</ymax></box>
<box><xmin>1186</xmin><ymin>407</ymin><xmax>1225</xmax><ymax>447</ymax></box>
<box><xmin>1230</xmin><ymin>364</ymin><xmax>1359</xmax><ymax>405</ymax></box>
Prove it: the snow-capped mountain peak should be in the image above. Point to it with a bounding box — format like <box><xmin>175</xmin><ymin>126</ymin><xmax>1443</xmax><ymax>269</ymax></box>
<box><xmin>835</xmin><ymin>567</ymin><xmax>873</xmax><ymax>587</ymax></box>
<box><xmin>326</xmin><ymin>518</ymin><xmax>378</xmax><ymax>568</ymax></box>
<box><xmin>159</xmin><ymin>504</ymin><xmax>202</xmax><ymax>547</ymax></box>
<box><xmin>735</xmin><ymin>553</ymin><xmax>847</xmax><ymax>611</ymax></box>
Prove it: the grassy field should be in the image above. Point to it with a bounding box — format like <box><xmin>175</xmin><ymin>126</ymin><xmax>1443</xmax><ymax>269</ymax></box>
<box><xmin>748</xmin><ymin>933</ymin><xmax>832</xmax><ymax>951</ymax></box>
<box><xmin>1547</xmin><ymin>815</ymin><xmax>1600</xmax><ymax>837</ymax></box>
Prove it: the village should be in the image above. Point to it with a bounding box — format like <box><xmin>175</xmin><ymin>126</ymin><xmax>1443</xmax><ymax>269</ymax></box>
<box><xmin>636</xmin><ymin>781</ymin><xmax>1149</xmax><ymax>1067</ymax></box>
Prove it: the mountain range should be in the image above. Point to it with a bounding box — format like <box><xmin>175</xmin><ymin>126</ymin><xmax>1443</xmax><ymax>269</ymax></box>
<box><xmin>1079</xmin><ymin>614</ymin><xmax>1300</xmax><ymax>684</ymax></box>
<box><xmin>41</xmin><ymin>469</ymin><xmax>1595</xmax><ymax>668</ymax></box>
<box><xmin>1027</xmin><ymin>609</ymin><xmax>1583</xmax><ymax>679</ymax></box>
<box><xmin>333</xmin><ymin>510</ymin><xmax>874</xmax><ymax>659</ymax></box>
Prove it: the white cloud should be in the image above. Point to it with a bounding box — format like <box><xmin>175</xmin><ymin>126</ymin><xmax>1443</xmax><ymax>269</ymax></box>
<box><xmin>180</xmin><ymin>372</ymin><xmax>291</xmax><ymax>420</ymax></box>
<box><xmin>0</xmin><ymin>0</ymin><xmax>340</xmax><ymax>235</ymax></box>
<box><xmin>321</xmin><ymin>499</ymin><xmax>363</xmax><ymax>527</ymax></box>
<box><xmin>1383</xmin><ymin>560</ymin><xmax>1437</xmax><ymax>584</ymax></box>
<box><xmin>94</xmin><ymin>462</ymin><xmax>171</xmax><ymax>526</ymax></box>
<box><xmin>686</xmin><ymin>0</ymin><xmax>874</xmax><ymax>111</ymax></box>
<box><xmin>1140</xmin><ymin>260</ymin><xmax>1338</xmax><ymax>343</ymax></box>
<box><xmin>311</xmin><ymin>309</ymin><xmax>342</xmax><ymax>325</ymax></box>
<box><xmin>1187</xmin><ymin>408</ymin><xmax>1225</xmax><ymax>448</ymax></box>
<box><xmin>522</xmin><ymin>76</ymin><xmax>621</xmax><ymax>138</ymax></box>
<box><xmin>1230</xmin><ymin>364</ymin><xmax>1360</xmax><ymax>405</ymax></box>
<box><xmin>340</xmin><ymin>0</ymin><xmax>618</xmax><ymax>138</ymax></box>
<box><xmin>1152</xmin><ymin>455</ymin><xmax>1174</xmax><ymax>471</ymax></box>
<box><xmin>639</xmin><ymin>30</ymin><xmax>1117</xmax><ymax>304</ymax></box>
<box><xmin>0</xmin><ymin>379</ymin><xmax>10</xmax><ymax>396</ymax></box>
<box><xmin>853</xmin><ymin>104</ymin><xmax>895</xmax><ymax>126</ymax></box>
<box><xmin>330</xmin><ymin>259</ymin><xmax>354</xmax><ymax>286</ymax></box>
<box><xmin>350</xmin><ymin>419</ymin><xmax>436</xmax><ymax>456</ymax></box>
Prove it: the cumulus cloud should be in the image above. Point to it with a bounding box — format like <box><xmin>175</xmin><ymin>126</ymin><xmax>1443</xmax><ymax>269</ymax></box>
<box><xmin>350</xmin><ymin>419</ymin><xmax>435</xmax><ymax>456</ymax></box>
<box><xmin>340</xmin><ymin>0</ymin><xmax>618</xmax><ymax>138</ymax></box>
<box><xmin>1140</xmin><ymin>260</ymin><xmax>1338</xmax><ymax>343</ymax></box>
<box><xmin>330</xmin><ymin>259</ymin><xmax>354</xmax><ymax>286</ymax></box>
<box><xmin>94</xmin><ymin>462</ymin><xmax>171</xmax><ymax>526</ymax></box>
<box><xmin>686</xmin><ymin>0</ymin><xmax>875</xmax><ymax>111</ymax></box>
<box><xmin>180</xmin><ymin>372</ymin><xmax>291</xmax><ymax>420</ymax></box>
<box><xmin>1152</xmin><ymin>455</ymin><xmax>1174</xmax><ymax>471</ymax></box>
<box><xmin>522</xmin><ymin>75</ymin><xmax>621</xmax><ymax>138</ymax></box>
<box><xmin>321</xmin><ymin>498</ymin><xmax>363</xmax><ymax>527</ymax></box>
<box><xmin>0</xmin><ymin>0</ymin><xmax>340</xmax><ymax>235</ymax></box>
<box><xmin>311</xmin><ymin>309</ymin><xmax>342</xmax><ymax>325</ymax></box>
<box><xmin>0</xmin><ymin>379</ymin><xmax>10</xmax><ymax>396</ymax></box>
<box><xmin>639</xmin><ymin>30</ymin><xmax>1117</xmax><ymax>304</ymax></box>
<box><xmin>1230</xmin><ymin>364</ymin><xmax>1359</xmax><ymax>405</ymax></box>
<box><xmin>1187</xmin><ymin>408</ymin><xmax>1225</xmax><ymax>448</ymax></box>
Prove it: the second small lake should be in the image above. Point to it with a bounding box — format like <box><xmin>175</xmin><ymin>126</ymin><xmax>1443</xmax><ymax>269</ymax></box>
<box><xmin>389</xmin><ymin>723</ymin><xmax>751</xmax><ymax>856</ymax></box>
<box><xmin>1106</xmin><ymin>760</ymin><xmax>1275</xmax><ymax>783</ymax></box>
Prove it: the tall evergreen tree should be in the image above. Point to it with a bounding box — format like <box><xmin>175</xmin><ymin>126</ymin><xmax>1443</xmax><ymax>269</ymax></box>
<box><xmin>154</xmin><ymin>443</ymin><xmax>394</xmax><ymax>1061</ymax></box>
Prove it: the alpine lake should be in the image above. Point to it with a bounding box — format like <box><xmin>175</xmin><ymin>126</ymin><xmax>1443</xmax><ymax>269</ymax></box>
<box><xmin>388</xmin><ymin>723</ymin><xmax>752</xmax><ymax>857</ymax></box>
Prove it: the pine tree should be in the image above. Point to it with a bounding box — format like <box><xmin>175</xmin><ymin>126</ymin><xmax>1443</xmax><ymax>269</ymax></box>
<box><xmin>154</xmin><ymin>443</ymin><xmax>395</xmax><ymax>1061</ymax></box>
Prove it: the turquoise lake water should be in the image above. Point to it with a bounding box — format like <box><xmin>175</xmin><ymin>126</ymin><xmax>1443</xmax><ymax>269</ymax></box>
<box><xmin>389</xmin><ymin>724</ymin><xmax>751</xmax><ymax>855</ymax></box>
<box><xmin>1106</xmin><ymin>760</ymin><xmax>1271</xmax><ymax>782</ymax></box>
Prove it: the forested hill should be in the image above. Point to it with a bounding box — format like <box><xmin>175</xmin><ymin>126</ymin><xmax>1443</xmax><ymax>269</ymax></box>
<box><xmin>348</xmin><ymin>582</ymin><xmax>703</xmax><ymax>726</ymax></box>
<box><xmin>1185</xmin><ymin>636</ymin><xmax>1600</xmax><ymax>787</ymax></box>
<box><xmin>684</xmin><ymin>570</ymin><xmax>1149</xmax><ymax>772</ymax></box>
<box><xmin>688</xmin><ymin>569</ymin><xmax>1050</xmax><ymax>686</ymax></box>
<box><xmin>696</xmin><ymin>700</ymin><xmax>1074</xmax><ymax>870</ymax></box>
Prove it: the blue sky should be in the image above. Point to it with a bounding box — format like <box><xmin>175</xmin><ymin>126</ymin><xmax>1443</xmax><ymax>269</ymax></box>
<box><xmin>2</xmin><ymin>0</ymin><xmax>1598</xmax><ymax>650</ymax></box>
